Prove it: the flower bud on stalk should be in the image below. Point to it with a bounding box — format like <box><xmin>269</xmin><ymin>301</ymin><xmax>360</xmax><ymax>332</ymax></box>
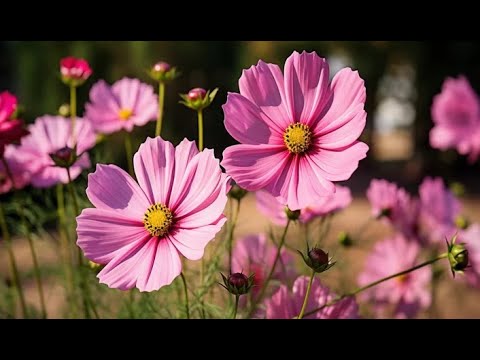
<box><xmin>148</xmin><ymin>61</ymin><xmax>180</xmax><ymax>83</ymax></box>
<box><xmin>446</xmin><ymin>234</ymin><xmax>469</xmax><ymax>277</ymax></box>
<box><xmin>219</xmin><ymin>272</ymin><xmax>255</xmax><ymax>296</ymax></box>
<box><xmin>179</xmin><ymin>87</ymin><xmax>218</xmax><ymax>111</ymax></box>
<box><xmin>297</xmin><ymin>245</ymin><xmax>336</xmax><ymax>274</ymax></box>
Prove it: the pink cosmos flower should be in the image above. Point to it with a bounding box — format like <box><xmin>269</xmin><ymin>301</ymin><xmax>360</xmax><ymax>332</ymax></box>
<box><xmin>256</xmin><ymin>185</ymin><xmax>352</xmax><ymax>226</ymax></box>
<box><xmin>15</xmin><ymin>116</ymin><xmax>96</xmax><ymax>188</ymax></box>
<box><xmin>430</xmin><ymin>76</ymin><xmax>480</xmax><ymax>162</ymax></box>
<box><xmin>232</xmin><ymin>233</ymin><xmax>294</xmax><ymax>299</ymax></box>
<box><xmin>77</xmin><ymin>137</ymin><xmax>230</xmax><ymax>292</ymax></box>
<box><xmin>60</xmin><ymin>56</ymin><xmax>92</xmax><ymax>82</ymax></box>
<box><xmin>0</xmin><ymin>145</ymin><xmax>30</xmax><ymax>194</ymax></box>
<box><xmin>358</xmin><ymin>234</ymin><xmax>431</xmax><ymax>318</ymax></box>
<box><xmin>85</xmin><ymin>77</ymin><xmax>158</xmax><ymax>135</ymax></box>
<box><xmin>366</xmin><ymin>179</ymin><xmax>419</xmax><ymax>239</ymax></box>
<box><xmin>459</xmin><ymin>224</ymin><xmax>480</xmax><ymax>288</ymax></box>
<box><xmin>263</xmin><ymin>276</ymin><xmax>359</xmax><ymax>319</ymax></box>
<box><xmin>221</xmin><ymin>51</ymin><xmax>368</xmax><ymax>211</ymax></box>
<box><xmin>418</xmin><ymin>177</ymin><xmax>461</xmax><ymax>245</ymax></box>
<box><xmin>0</xmin><ymin>91</ymin><xmax>29</xmax><ymax>156</ymax></box>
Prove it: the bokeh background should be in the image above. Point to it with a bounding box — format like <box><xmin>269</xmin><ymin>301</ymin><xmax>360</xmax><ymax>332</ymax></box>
<box><xmin>1</xmin><ymin>41</ymin><xmax>479</xmax><ymax>318</ymax></box>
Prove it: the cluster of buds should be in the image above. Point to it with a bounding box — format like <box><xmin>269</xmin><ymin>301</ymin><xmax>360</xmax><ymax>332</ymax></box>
<box><xmin>446</xmin><ymin>234</ymin><xmax>469</xmax><ymax>277</ymax></box>
<box><xmin>219</xmin><ymin>272</ymin><xmax>255</xmax><ymax>296</ymax></box>
<box><xmin>180</xmin><ymin>87</ymin><xmax>218</xmax><ymax>111</ymax></box>
<box><xmin>297</xmin><ymin>246</ymin><xmax>336</xmax><ymax>274</ymax></box>
<box><xmin>148</xmin><ymin>61</ymin><xmax>180</xmax><ymax>83</ymax></box>
<box><xmin>60</xmin><ymin>56</ymin><xmax>92</xmax><ymax>87</ymax></box>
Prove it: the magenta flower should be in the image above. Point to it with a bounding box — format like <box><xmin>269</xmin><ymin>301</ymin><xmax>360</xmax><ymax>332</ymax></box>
<box><xmin>77</xmin><ymin>137</ymin><xmax>230</xmax><ymax>291</ymax></box>
<box><xmin>263</xmin><ymin>276</ymin><xmax>359</xmax><ymax>319</ymax></box>
<box><xmin>0</xmin><ymin>145</ymin><xmax>30</xmax><ymax>194</ymax></box>
<box><xmin>232</xmin><ymin>233</ymin><xmax>294</xmax><ymax>299</ymax></box>
<box><xmin>358</xmin><ymin>234</ymin><xmax>431</xmax><ymax>318</ymax></box>
<box><xmin>418</xmin><ymin>177</ymin><xmax>461</xmax><ymax>245</ymax></box>
<box><xmin>430</xmin><ymin>76</ymin><xmax>480</xmax><ymax>162</ymax></box>
<box><xmin>0</xmin><ymin>91</ymin><xmax>29</xmax><ymax>156</ymax></box>
<box><xmin>256</xmin><ymin>185</ymin><xmax>352</xmax><ymax>226</ymax></box>
<box><xmin>15</xmin><ymin>116</ymin><xmax>96</xmax><ymax>188</ymax></box>
<box><xmin>221</xmin><ymin>51</ymin><xmax>368</xmax><ymax>211</ymax></box>
<box><xmin>459</xmin><ymin>224</ymin><xmax>480</xmax><ymax>288</ymax></box>
<box><xmin>85</xmin><ymin>77</ymin><xmax>158</xmax><ymax>135</ymax></box>
<box><xmin>60</xmin><ymin>56</ymin><xmax>92</xmax><ymax>84</ymax></box>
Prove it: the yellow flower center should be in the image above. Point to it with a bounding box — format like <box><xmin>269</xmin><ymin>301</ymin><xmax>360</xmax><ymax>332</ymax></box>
<box><xmin>283</xmin><ymin>123</ymin><xmax>312</xmax><ymax>154</ymax></box>
<box><xmin>143</xmin><ymin>203</ymin><xmax>173</xmax><ymax>237</ymax></box>
<box><xmin>118</xmin><ymin>108</ymin><xmax>133</xmax><ymax>120</ymax></box>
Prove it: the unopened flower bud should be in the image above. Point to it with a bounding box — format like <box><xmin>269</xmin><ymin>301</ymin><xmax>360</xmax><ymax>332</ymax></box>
<box><xmin>455</xmin><ymin>215</ymin><xmax>469</xmax><ymax>230</ymax></box>
<box><xmin>228</xmin><ymin>184</ymin><xmax>248</xmax><ymax>201</ymax></box>
<box><xmin>285</xmin><ymin>206</ymin><xmax>301</xmax><ymax>221</ymax></box>
<box><xmin>58</xmin><ymin>103</ymin><xmax>70</xmax><ymax>117</ymax></box>
<box><xmin>60</xmin><ymin>56</ymin><xmax>92</xmax><ymax>87</ymax></box>
<box><xmin>338</xmin><ymin>231</ymin><xmax>353</xmax><ymax>247</ymax></box>
<box><xmin>297</xmin><ymin>246</ymin><xmax>336</xmax><ymax>273</ymax></box>
<box><xmin>446</xmin><ymin>234</ymin><xmax>469</xmax><ymax>277</ymax></box>
<box><xmin>148</xmin><ymin>61</ymin><xmax>179</xmax><ymax>82</ymax></box>
<box><xmin>179</xmin><ymin>88</ymin><xmax>218</xmax><ymax>111</ymax></box>
<box><xmin>49</xmin><ymin>146</ymin><xmax>77</xmax><ymax>168</ymax></box>
<box><xmin>220</xmin><ymin>272</ymin><xmax>254</xmax><ymax>296</ymax></box>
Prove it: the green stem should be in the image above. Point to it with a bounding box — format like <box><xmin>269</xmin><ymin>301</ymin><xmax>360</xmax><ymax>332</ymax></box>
<box><xmin>0</xmin><ymin>202</ymin><xmax>27</xmax><ymax>318</ymax></box>
<box><xmin>247</xmin><ymin>219</ymin><xmax>291</xmax><ymax>318</ymax></box>
<box><xmin>66</xmin><ymin>168</ymin><xmax>82</xmax><ymax>266</ymax></box>
<box><xmin>155</xmin><ymin>82</ymin><xmax>165</xmax><ymax>137</ymax></box>
<box><xmin>228</xmin><ymin>199</ymin><xmax>242</xmax><ymax>271</ymax></box>
<box><xmin>197</xmin><ymin>109</ymin><xmax>204</xmax><ymax>151</ymax></box>
<box><xmin>70</xmin><ymin>85</ymin><xmax>77</xmax><ymax>145</ymax></box>
<box><xmin>180</xmin><ymin>272</ymin><xmax>190</xmax><ymax>319</ymax></box>
<box><xmin>298</xmin><ymin>269</ymin><xmax>316</xmax><ymax>319</ymax></box>
<box><xmin>232</xmin><ymin>295</ymin><xmax>240</xmax><ymax>319</ymax></box>
<box><xmin>124</xmin><ymin>132</ymin><xmax>134</xmax><ymax>177</ymax></box>
<box><xmin>302</xmin><ymin>253</ymin><xmax>448</xmax><ymax>318</ymax></box>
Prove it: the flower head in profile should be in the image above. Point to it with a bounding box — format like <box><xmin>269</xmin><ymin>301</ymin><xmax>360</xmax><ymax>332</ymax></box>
<box><xmin>458</xmin><ymin>224</ymin><xmax>480</xmax><ymax>288</ymax></box>
<box><xmin>231</xmin><ymin>233</ymin><xmax>294</xmax><ymax>299</ymax></box>
<box><xmin>430</xmin><ymin>76</ymin><xmax>480</xmax><ymax>163</ymax></box>
<box><xmin>0</xmin><ymin>145</ymin><xmax>31</xmax><ymax>194</ymax></box>
<box><xmin>0</xmin><ymin>91</ymin><xmax>29</xmax><ymax>156</ymax></box>
<box><xmin>263</xmin><ymin>276</ymin><xmax>359</xmax><ymax>319</ymax></box>
<box><xmin>15</xmin><ymin>116</ymin><xmax>95</xmax><ymax>188</ymax></box>
<box><xmin>60</xmin><ymin>57</ymin><xmax>92</xmax><ymax>86</ymax></box>
<box><xmin>419</xmin><ymin>177</ymin><xmax>461</xmax><ymax>245</ymax></box>
<box><xmin>85</xmin><ymin>77</ymin><xmax>158</xmax><ymax>135</ymax></box>
<box><xmin>358</xmin><ymin>234</ymin><xmax>431</xmax><ymax>319</ymax></box>
<box><xmin>222</xmin><ymin>51</ymin><xmax>368</xmax><ymax>211</ymax></box>
<box><xmin>77</xmin><ymin>137</ymin><xmax>230</xmax><ymax>292</ymax></box>
<box><xmin>256</xmin><ymin>185</ymin><xmax>352</xmax><ymax>226</ymax></box>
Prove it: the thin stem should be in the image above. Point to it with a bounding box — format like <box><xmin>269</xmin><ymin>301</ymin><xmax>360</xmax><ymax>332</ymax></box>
<box><xmin>197</xmin><ymin>109</ymin><xmax>204</xmax><ymax>151</ymax></box>
<box><xmin>247</xmin><ymin>219</ymin><xmax>291</xmax><ymax>318</ymax></box>
<box><xmin>228</xmin><ymin>199</ymin><xmax>242</xmax><ymax>271</ymax></box>
<box><xmin>302</xmin><ymin>253</ymin><xmax>448</xmax><ymax>318</ymax></box>
<box><xmin>232</xmin><ymin>295</ymin><xmax>240</xmax><ymax>319</ymax></box>
<box><xmin>180</xmin><ymin>272</ymin><xmax>190</xmax><ymax>319</ymax></box>
<box><xmin>124</xmin><ymin>132</ymin><xmax>134</xmax><ymax>177</ymax></box>
<box><xmin>155</xmin><ymin>82</ymin><xmax>165</xmax><ymax>137</ymax></box>
<box><xmin>70</xmin><ymin>85</ymin><xmax>77</xmax><ymax>145</ymax></box>
<box><xmin>66</xmin><ymin>168</ymin><xmax>81</xmax><ymax>266</ymax></box>
<box><xmin>0</xmin><ymin>202</ymin><xmax>27</xmax><ymax>318</ymax></box>
<box><xmin>298</xmin><ymin>269</ymin><xmax>315</xmax><ymax>319</ymax></box>
<box><xmin>2</xmin><ymin>157</ymin><xmax>46</xmax><ymax>318</ymax></box>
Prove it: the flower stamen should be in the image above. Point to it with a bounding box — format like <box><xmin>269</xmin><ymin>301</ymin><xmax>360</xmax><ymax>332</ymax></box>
<box><xmin>118</xmin><ymin>108</ymin><xmax>133</xmax><ymax>120</ymax></box>
<box><xmin>143</xmin><ymin>203</ymin><xmax>173</xmax><ymax>237</ymax></box>
<box><xmin>284</xmin><ymin>123</ymin><xmax>312</xmax><ymax>154</ymax></box>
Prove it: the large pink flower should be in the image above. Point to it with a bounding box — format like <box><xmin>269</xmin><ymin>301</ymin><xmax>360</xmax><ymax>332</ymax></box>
<box><xmin>15</xmin><ymin>116</ymin><xmax>96</xmax><ymax>188</ymax></box>
<box><xmin>459</xmin><ymin>224</ymin><xmax>480</xmax><ymax>288</ymax></box>
<box><xmin>221</xmin><ymin>51</ymin><xmax>368</xmax><ymax>211</ymax></box>
<box><xmin>77</xmin><ymin>137</ymin><xmax>230</xmax><ymax>292</ymax></box>
<box><xmin>430</xmin><ymin>76</ymin><xmax>480</xmax><ymax>162</ymax></box>
<box><xmin>85</xmin><ymin>77</ymin><xmax>158</xmax><ymax>135</ymax></box>
<box><xmin>256</xmin><ymin>185</ymin><xmax>352</xmax><ymax>226</ymax></box>
<box><xmin>418</xmin><ymin>177</ymin><xmax>461</xmax><ymax>245</ymax></box>
<box><xmin>358</xmin><ymin>234</ymin><xmax>431</xmax><ymax>318</ymax></box>
<box><xmin>263</xmin><ymin>276</ymin><xmax>359</xmax><ymax>319</ymax></box>
<box><xmin>0</xmin><ymin>91</ymin><xmax>29</xmax><ymax>156</ymax></box>
<box><xmin>232</xmin><ymin>233</ymin><xmax>294</xmax><ymax>299</ymax></box>
<box><xmin>0</xmin><ymin>145</ymin><xmax>31</xmax><ymax>194</ymax></box>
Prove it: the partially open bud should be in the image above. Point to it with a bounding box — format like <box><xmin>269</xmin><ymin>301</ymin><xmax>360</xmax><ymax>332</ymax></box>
<box><xmin>60</xmin><ymin>56</ymin><xmax>92</xmax><ymax>87</ymax></box>
<box><xmin>49</xmin><ymin>146</ymin><xmax>77</xmax><ymax>168</ymax></box>
<box><xmin>446</xmin><ymin>234</ymin><xmax>469</xmax><ymax>277</ymax></box>
<box><xmin>148</xmin><ymin>61</ymin><xmax>179</xmax><ymax>82</ymax></box>
<box><xmin>338</xmin><ymin>231</ymin><xmax>353</xmax><ymax>247</ymax></box>
<box><xmin>58</xmin><ymin>103</ymin><xmax>70</xmax><ymax>117</ymax></box>
<box><xmin>297</xmin><ymin>246</ymin><xmax>336</xmax><ymax>273</ymax></box>
<box><xmin>219</xmin><ymin>272</ymin><xmax>254</xmax><ymax>296</ymax></box>
<box><xmin>179</xmin><ymin>87</ymin><xmax>218</xmax><ymax>111</ymax></box>
<box><xmin>228</xmin><ymin>184</ymin><xmax>248</xmax><ymax>201</ymax></box>
<box><xmin>455</xmin><ymin>215</ymin><xmax>470</xmax><ymax>230</ymax></box>
<box><xmin>285</xmin><ymin>206</ymin><xmax>301</xmax><ymax>221</ymax></box>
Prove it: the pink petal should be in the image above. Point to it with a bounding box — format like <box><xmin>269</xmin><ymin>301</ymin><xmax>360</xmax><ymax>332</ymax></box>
<box><xmin>86</xmin><ymin>164</ymin><xmax>150</xmax><ymax>220</ymax></box>
<box><xmin>316</xmin><ymin>108</ymin><xmax>366</xmax><ymax>149</ymax></box>
<box><xmin>169</xmin><ymin>138</ymin><xmax>200</xmax><ymax>203</ymax></box>
<box><xmin>238</xmin><ymin>60</ymin><xmax>292</xmax><ymax>130</ymax></box>
<box><xmin>314</xmin><ymin>68</ymin><xmax>366</xmax><ymax>134</ymax></box>
<box><xmin>221</xmin><ymin>144</ymin><xmax>288</xmax><ymax>191</ymax></box>
<box><xmin>223</xmin><ymin>93</ymin><xmax>284</xmax><ymax>145</ymax></box>
<box><xmin>133</xmin><ymin>137</ymin><xmax>175</xmax><ymax>205</ymax></box>
<box><xmin>112</xmin><ymin>78</ymin><xmax>141</xmax><ymax>112</ymax></box>
<box><xmin>168</xmin><ymin>216</ymin><xmax>227</xmax><ymax>260</ymax></box>
<box><xmin>255</xmin><ymin>190</ymin><xmax>288</xmax><ymax>226</ymax></box>
<box><xmin>88</xmin><ymin>80</ymin><xmax>120</xmax><ymax>114</ymax></box>
<box><xmin>283</xmin><ymin>51</ymin><xmax>331</xmax><ymax>126</ymax></box>
<box><xmin>77</xmin><ymin>208</ymin><xmax>147</xmax><ymax>264</ymax></box>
